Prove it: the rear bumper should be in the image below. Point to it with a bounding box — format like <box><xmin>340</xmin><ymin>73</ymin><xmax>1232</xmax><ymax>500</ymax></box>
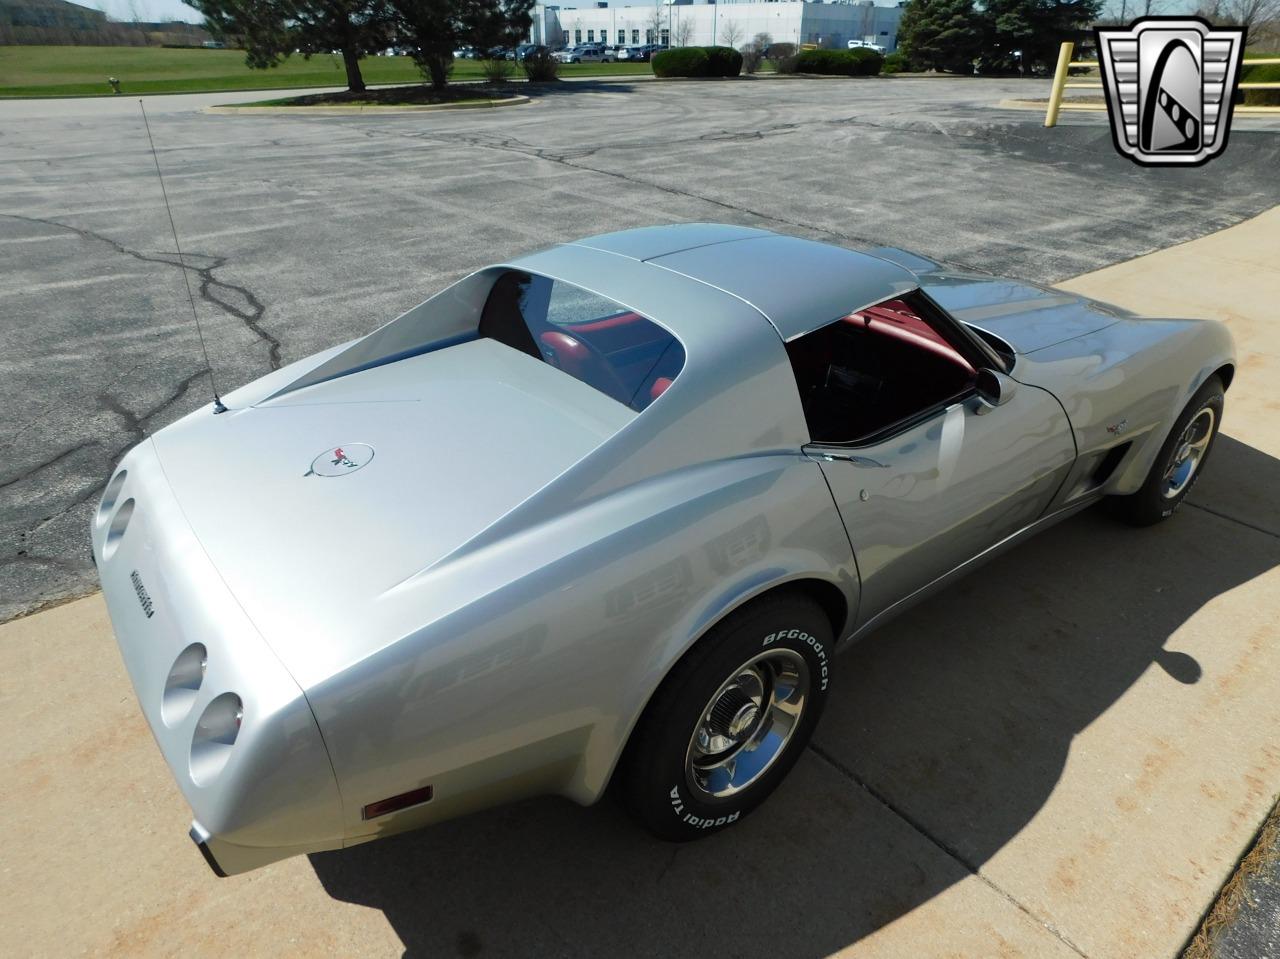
<box><xmin>189</xmin><ymin>820</ymin><xmax>343</xmax><ymax>877</ymax></box>
<box><xmin>189</xmin><ymin>822</ymin><xmax>228</xmax><ymax>878</ymax></box>
<box><xmin>93</xmin><ymin>438</ymin><xmax>347</xmax><ymax>876</ymax></box>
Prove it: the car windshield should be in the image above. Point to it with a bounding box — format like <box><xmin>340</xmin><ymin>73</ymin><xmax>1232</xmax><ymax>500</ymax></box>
<box><xmin>479</xmin><ymin>271</ymin><xmax>685</xmax><ymax>412</ymax></box>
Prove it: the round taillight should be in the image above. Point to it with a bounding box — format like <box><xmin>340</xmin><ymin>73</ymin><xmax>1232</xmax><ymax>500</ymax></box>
<box><xmin>190</xmin><ymin>693</ymin><xmax>244</xmax><ymax>787</ymax></box>
<box><xmin>161</xmin><ymin>643</ymin><xmax>207</xmax><ymax>727</ymax></box>
<box><xmin>101</xmin><ymin>498</ymin><xmax>135</xmax><ymax>560</ymax></box>
<box><xmin>96</xmin><ymin>470</ymin><xmax>128</xmax><ymax>527</ymax></box>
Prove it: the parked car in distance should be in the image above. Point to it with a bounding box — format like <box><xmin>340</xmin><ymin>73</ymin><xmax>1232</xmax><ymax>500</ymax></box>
<box><xmin>847</xmin><ymin>40</ymin><xmax>888</xmax><ymax>54</ymax></box>
<box><xmin>515</xmin><ymin>43</ymin><xmax>548</xmax><ymax>60</ymax></box>
<box><xmin>555</xmin><ymin>44</ymin><xmax>610</xmax><ymax>63</ymax></box>
<box><xmin>628</xmin><ymin>43</ymin><xmax>668</xmax><ymax>61</ymax></box>
<box><xmin>452</xmin><ymin>45</ymin><xmax>478</xmax><ymax>59</ymax></box>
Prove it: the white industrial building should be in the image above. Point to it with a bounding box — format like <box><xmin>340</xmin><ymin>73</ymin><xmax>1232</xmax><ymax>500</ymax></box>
<box><xmin>529</xmin><ymin>1</ymin><xmax>905</xmax><ymax>54</ymax></box>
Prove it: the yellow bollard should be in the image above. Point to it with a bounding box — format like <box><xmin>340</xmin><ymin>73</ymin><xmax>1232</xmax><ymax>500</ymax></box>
<box><xmin>1044</xmin><ymin>41</ymin><xmax>1074</xmax><ymax>128</ymax></box>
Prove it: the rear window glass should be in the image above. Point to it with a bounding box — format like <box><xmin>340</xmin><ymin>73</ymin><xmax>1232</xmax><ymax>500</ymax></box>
<box><xmin>479</xmin><ymin>271</ymin><xmax>684</xmax><ymax>411</ymax></box>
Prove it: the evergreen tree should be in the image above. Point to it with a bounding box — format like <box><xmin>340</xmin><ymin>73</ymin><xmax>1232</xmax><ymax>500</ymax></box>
<box><xmin>394</xmin><ymin>0</ymin><xmax>534</xmax><ymax>90</ymax></box>
<box><xmin>897</xmin><ymin>0</ymin><xmax>985</xmax><ymax>72</ymax></box>
<box><xmin>899</xmin><ymin>0</ymin><xmax>1100</xmax><ymax>73</ymax></box>
<box><xmin>983</xmin><ymin>0</ymin><xmax>1100</xmax><ymax>70</ymax></box>
<box><xmin>191</xmin><ymin>0</ymin><xmax>395</xmax><ymax>93</ymax></box>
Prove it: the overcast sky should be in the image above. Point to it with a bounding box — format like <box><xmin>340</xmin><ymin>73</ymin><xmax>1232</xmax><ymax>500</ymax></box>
<box><xmin>82</xmin><ymin>0</ymin><xmax>203</xmax><ymax>23</ymax></box>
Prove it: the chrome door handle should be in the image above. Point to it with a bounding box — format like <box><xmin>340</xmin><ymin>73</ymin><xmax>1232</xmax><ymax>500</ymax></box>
<box><xmin>821</xmin><ymin>453</ymin><xmax>891</xmax><ymax>468</ymax></box>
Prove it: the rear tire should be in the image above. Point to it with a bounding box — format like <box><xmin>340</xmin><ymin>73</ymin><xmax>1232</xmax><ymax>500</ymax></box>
<box><xmin>618</xmin><ymin>592</ymin><xmax>833</xmax><ymax>841</ymax></box>
<box><xmin>1111</xmin><ymin>376</ymin><xmax>1224</xmax><ymax>527</ymax></box>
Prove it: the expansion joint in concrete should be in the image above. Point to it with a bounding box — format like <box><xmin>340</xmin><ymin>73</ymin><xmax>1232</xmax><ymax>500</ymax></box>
<box><xmin>807</xmin><ymin>742</ymin><xmax>1091</xmax><ymax>959</ymax></box>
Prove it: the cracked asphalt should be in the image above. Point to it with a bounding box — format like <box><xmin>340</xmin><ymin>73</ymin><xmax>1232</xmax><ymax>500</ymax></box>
<box><xmin>2</xmin><ymin>77</ymin><xmax>1278</xmax><ymax>621</ymax></box>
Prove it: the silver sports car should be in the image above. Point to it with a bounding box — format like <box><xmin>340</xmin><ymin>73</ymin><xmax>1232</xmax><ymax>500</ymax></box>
<box><xmin>93</xmin><ymin>224</ymin><xmax>1233</xmax><ymax>876</ymax></box>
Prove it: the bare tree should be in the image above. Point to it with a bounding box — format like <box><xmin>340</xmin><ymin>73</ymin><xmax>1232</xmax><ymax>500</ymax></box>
<box><xmin>126</xmin><ymin>0</ymin><xmax>152</xmax><ymax>41</ymax></box>
<box><xmin>1196</xmin><ymin>0</ymin><xmax>1279</xmax><ymax>42</ymax></box>
<box><xmin>674</xmin><ymin>13</ymin><xmax>694</xmax><ymax>47</ymax></box>
<box><xmin>647</xmin><ymin>1</ymin><xmax>664</xmax><ymax>45</ymax></box>
<box><xmin>720</xmin><ymin>19</ymin><xmax>743</xmax><ymax>49</ymax></box>
<box><xmin>1097</xmin><ymin>0</ymin><xmax>1132</xmax><ymax>24</ymax></box>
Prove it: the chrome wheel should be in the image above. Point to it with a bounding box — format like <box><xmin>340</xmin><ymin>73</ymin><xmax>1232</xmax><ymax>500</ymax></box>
<box><xmin>1162</xmin><ymin>406</ymin><xmax>1215</xmax><ymax>499</ymax></box>
<box><xmin>685</xmin><ymin>649</ymin><xmax>810</xmax><ymax>801</ymax></box>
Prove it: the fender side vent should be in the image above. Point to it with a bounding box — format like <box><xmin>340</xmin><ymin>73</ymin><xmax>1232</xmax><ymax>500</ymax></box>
<box><xmin>1092</xmin><ymin>441</ymin><xmax>1133</xmax><ymax>486</ymax></box>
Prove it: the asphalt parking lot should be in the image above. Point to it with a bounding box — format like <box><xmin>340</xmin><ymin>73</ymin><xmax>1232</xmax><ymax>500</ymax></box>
<box><xmin>2</xmin><ymin>76</ymin><xmax>1279</xmax><ymax>619</ymax></box>
<box><xmin>1</xmin><ymin>77</ymin><xmax>1279</xmax><ymax>958</ymax></box>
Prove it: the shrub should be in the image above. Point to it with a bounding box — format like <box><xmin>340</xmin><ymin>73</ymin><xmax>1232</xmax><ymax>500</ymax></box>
<box><xmin>522</xmin><ymin>49</ymin><xmax>560</xmax><ymax>82</ymax></box>
<box><xmin>653</xmin><ymin>46</ymin><xmax>710</xmax><ymax>77</ymax></box>
<box><xmin>847</xmin><ymin>47</ymin><xmax>884</xmax><ymax>75</ymax></box>
<box><xmin>703</xmin><ymin>45</ymin><xmax>743</xmax><ymax>77</ymax></box>
<box><xmin>882</xmin><ymin>51</ymin><xmax>910</xmax><ymax>74</ymax></box>
<box><xmin>652</xmin><ymin>46</ymin><xmax>740</xmax><ymax>78</ymax></box>
<box><xmin>774</xmin><ymin>53</ymin><xmax>800</xmax><ymax>74</ymax></box>
<box><xmin>481</xmin><ymin>58</ymin><xmax>517</xmax><ymax>83</ymax></box>
<box><xmin>795</xmin><ymin>49</ymin><xmax>839</xmax><ymax>74</ymax></box>
<box><xmin>794</xmin><ymin>48</ymin><xmax>882</xmax><ymax>76</ymax></box>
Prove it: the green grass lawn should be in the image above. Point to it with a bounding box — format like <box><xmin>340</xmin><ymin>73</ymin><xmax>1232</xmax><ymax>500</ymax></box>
<box><xmin>0</xmin><ymin>45</ymin><xmax>651</xmax><ymax>97</ymax></box>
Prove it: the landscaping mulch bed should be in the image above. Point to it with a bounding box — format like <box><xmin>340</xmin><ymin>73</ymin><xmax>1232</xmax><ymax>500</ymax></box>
<box><xmin>255</xmin><ymin>84</ymin><xmax>521</xmax><ymax>107</ymax></box>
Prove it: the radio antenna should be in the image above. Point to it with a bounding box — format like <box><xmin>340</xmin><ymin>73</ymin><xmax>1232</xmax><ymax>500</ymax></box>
<box><xmin>139</xmin><ymin>99</ymin><xmax>226</xmax><ymax>414</ymax></box>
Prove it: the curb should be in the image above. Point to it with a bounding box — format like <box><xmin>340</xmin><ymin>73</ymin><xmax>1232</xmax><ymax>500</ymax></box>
<box><xmin>998</xmin><ymin>97</ymin><xmax>1104</xmax><ymax>112</ymax></box>
<box><xmin>204</xmin><ymin>94</ymin><xmax>531</xmax><ymax>115</ymax></box>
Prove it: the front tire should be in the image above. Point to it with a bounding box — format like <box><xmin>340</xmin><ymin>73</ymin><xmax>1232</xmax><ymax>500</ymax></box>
<box><xmin>618</xmin><ymin>592</ymin><xmax>833</xmax><ymax>841</ymax></box>
<box><xmin>1112</xmin><ymin>375</ymin><xmax>1224</xmax><ymax>526</ymax></box>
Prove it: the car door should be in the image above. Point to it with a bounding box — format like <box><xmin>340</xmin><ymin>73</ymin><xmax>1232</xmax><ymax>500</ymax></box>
<box><xmin>786</xmin><ymin>292</ymin><xmax>1075</xmax><ymax>628</ymax></box>
<box><xmin>812</xmin><ymin>386</ymin><xmax>1074</xmax><ymax>627</ymax></box>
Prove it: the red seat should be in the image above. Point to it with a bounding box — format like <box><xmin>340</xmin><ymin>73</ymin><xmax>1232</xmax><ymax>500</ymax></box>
<box><xmin>650</xmin><ymin>376</ymin><xmax>673</xmax><ymax>400</ymax></box>
<box><xmin>569</xmin><ymin>311</ymin><xmax>644</xmax><ymax>334</ymax></box>
<box><xmin>539</xmin><ymin>331</ymin><xmax>592</xmax><ymax>377</ymax></box>
<box><xmin>843</xmin><ymin>301</ymin><xmax>974</xmax><ymax>373</ymax></box>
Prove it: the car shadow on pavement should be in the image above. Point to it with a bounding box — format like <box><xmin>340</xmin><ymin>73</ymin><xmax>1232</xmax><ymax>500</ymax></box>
<box><xmin>310</xmin><ymin>433</ymin><xmax>1280</xmax><ymax>959</ymax></box>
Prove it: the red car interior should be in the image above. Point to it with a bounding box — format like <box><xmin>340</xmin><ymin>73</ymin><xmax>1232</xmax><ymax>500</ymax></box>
<box><xmin>787</xmin><ymin>294</ymin><xmax>977</xmax><ymax>443</ymax></box>
<box><xmin>650</xmin><ymin>376</ymin><xmax>674</xmax><ymax>400</ymax></box>
<box><xmin>481</xmin><ymin>271</ymin><xmax>684</xmax><ymax>412</ymax></box>
<box><xmin>568</xmin><ymin>311</ymin><xmax>646</xmax><ymax>334</ymax></box>
<box><xmin>846</xmin><ymin>300</ymin><xmax>975</xmax><ymax>374</ymax></box>
<box><xmin>539</xmin><ymin>330</ymin><xmax>593</xmax><ymax>378</ymax></box>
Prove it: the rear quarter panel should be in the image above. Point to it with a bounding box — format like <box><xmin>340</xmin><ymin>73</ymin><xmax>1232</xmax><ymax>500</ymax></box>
<box><xmin>304</xmin><ymin>454</ymin><xmax>855</xmax><ymax>843</ymax></box>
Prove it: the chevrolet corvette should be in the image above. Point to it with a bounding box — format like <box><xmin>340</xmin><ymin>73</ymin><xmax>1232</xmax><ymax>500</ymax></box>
<box><xmin>92</xmin><ymin>223</ymin><xmax>1233</xmax><ymax>875</ymax></box>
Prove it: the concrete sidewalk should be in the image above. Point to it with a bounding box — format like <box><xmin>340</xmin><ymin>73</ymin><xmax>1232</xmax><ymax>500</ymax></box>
<box><xmin>1</xmin><ymin>210</ymin><xmax>1277</xmax><ymax>958</ymax></box>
